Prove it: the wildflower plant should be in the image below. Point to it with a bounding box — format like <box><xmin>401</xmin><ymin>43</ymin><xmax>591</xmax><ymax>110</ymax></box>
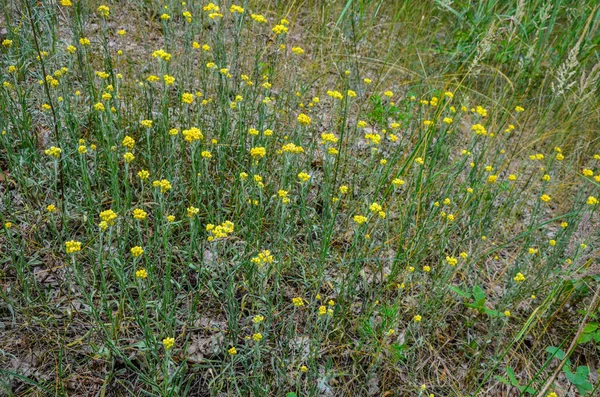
<box><xmin>1</xmin><ymin>1</ymin><xmax>599</xmax><ymax>396</ymax></box>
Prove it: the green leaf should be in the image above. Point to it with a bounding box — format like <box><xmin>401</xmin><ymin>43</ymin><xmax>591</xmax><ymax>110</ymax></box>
<box><xmin>545</xmin><ymin>346</ymin><xmax>569</xmax><ymax>365</ymax></box>
<box><xmin>582</xmin><ymin>322</ymin><xmax>598</xmax><ymax>333</ymax></box>
<box><xmin>473</xmin><ymin>285</ymin><xmax>486</xmax><ymax>306</ymax></box>
<box><xmin>286</xmin><ymin>393</ymin><xmax>298</xmax><ymax>397</ymax></box>
<box><xmin>564</xmin><ymin>366</ymin><xmax>592</xmax><ymax>395</ymax></box>
<box><xmin>506</xmin><ymin>366</ymin><xmax>518</xmax><ymax>386</ymax></box>
<box><xmin>448</xmin><ymin>285</ymin><xmax>471</xmax><ymax>298</ymax></box>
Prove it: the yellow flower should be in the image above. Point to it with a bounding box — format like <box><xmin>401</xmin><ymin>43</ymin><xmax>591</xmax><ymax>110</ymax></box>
<box><xmin>383</xmin><ymin>90</ymin><xmax>393</xmax><ymax>98</ymax></box>
<box><xmin>353</xmin><ymin>215</ymin><xmax>368</xmax><ymax>225</ymax></box>
<box><xmin>292</xmin><ymin>297</ymin><xmax>304</xmax><ymax>307</ymax></box>
<box><xmin>251</xmin><ymin>14</ymin><xmax>267</xmax><ymax>23</ymax></box>
<box><xmin>587</xmin><ymin>196</ymin><xmax>598</xmax><ymax>205</ymax></box>
<box><xmin>65</xmin><ymin>240</ymin><xmax>82</xmax><ymax>254</ymax></box>
<box><xmin>182</xmin><ymin>92</ymin><xmax>194</xmax><ymax>104</ymax></box>
<box><xmin>250</xmin><ymin>147</ymin><xmax>266</xmax><ymax>159</ymax></box>
<box><xmin>252</xmin><ymin>315</ymin><xmax>265</xmax><ymax>324</ymax></box>
<box><xmin>582</xmin><ymin>169</ymin><xmax>594</xmax><ymax>177</ymax></box>
<box><xmin>540</xmin><ymin>194</ymin><xmax>551</xmax><ymax>202</ymax></box>
<box><xmin>201</xmin><ymin>151</ymin><xmax>212</xmax><ymax>159</ymax></box>
<box><xmin>297</xmin><ymin>113</ymin><xmax>311</xmax><ymax>126</ymax></box>
<box><xmin>504</xmin><ymin>310</ymin><xmax>511</xmax><ymax>317</ymax></box>
<box><xmin>182</xmin><ymin>127</ymin><xmax>203</xmax><ymax>142</ymax></box>
<box><xmin>318</xmin><ymin>306</ymin><xmax>327</xmax><ymax>316</ymax></box>
<box><xmin>122</xmin><ymin>135</ymin><xmax>135</xmax><ymax>149</ymax></box>
<box><xmin>252</xmin><ymin>333</ymin><xmax>263</xmax><ymax>342</ymax></box>
<box><xmin>117</xmin><ymin>29</ymin><xmax>126</xmax><ymax>36</ymax></box>
<box><xmin>4</xmin><ymin>222</ymin><xmax>13</xmax><ymax>229</ymax></box>
<box><xmin>167</xmin><ymin>215</ymin><xmax>176</xmax><ymax>223</ymax></box>
<box><xmin>123</xmin><ymin>152</ymin><xmax>135</xmax><ymax>163</ymax></box>
<box><xmin>446</xmin><ymin>256</ymin><xmax>458</xmax><ymax>266</ymax></box>
<box><xmin>140</xmin><ymin>119</ymin><xmax>153</xmax><ymax>128</ymax></box>
<box><xmin>487</xmin><ymin>175</ymin><xmax>498</xmax><ymax>183</ymax></box>
<box><xmin>46</xmin><ymin>204</ymin><xmax>57</xmax><ymax>213</ymax></box>
<box><xmin>291</xmin><ymin>46</ymin><xmax>304</xmax><ymax>55</ymax></box>
<box><xmin>413</xmin><ymin>315</ymin><xmax>422</xmax><ymax>323</ymax></box>
<box><xmin>230</xmin><ymin>4</ymin><xmax>244</xmax><ymax>13</ymax></box>
<box><xmin>187</xmin><ymin>206</ymin><xmax>199</xmax><ymax>217</ymax></box>
<box><xmin>133</xmin><ymin>208</ymin><xmax>147</xmax><ymax>220</ymax></box>
<box><xmin>152</xmin><ymin>179</ymin><xmax>172</xmax><ymax>193</ymax></box>
<box><xmin>369</xmin><ymin>202</ymin><xmax>382</xmax><ymax>213</ymax></box>
<box><xmin>162</xmin><ymin>337</ymin><xmax>175</xmax><ymax>350</ymax></box>
<box><xmin>131</xmin><ymin>246</ymin><xmax>144</xmax><ymax>257</ymax></box>
<box><xmin>163</xmin><ymin>74</ymin><xmax>175</xmax><ymax>85</ymax></box>
<box><xmin>136</xmin><ymin>269</ymin><xmax>148</xmax><ymax>279</ymax></box>
<box><xmin>45</xmin><ymin>146</ymin><xmax>62</xmax><ymax>158</ymax></box>
<box><xmin>79</xmin><ymin>37</ymin><xmax>91</xmax><ymax>46</ymax></box>
<box><xmin>272</xmin><ymin>24</ymin><xmax>288</xmax><ymax>34</ymax></box>
<box><xmin>515</xmin><ymin>106</ymin><xmax>524</xmax><ymax>112</ymax></box>
<box><xmin>100</xmin><ymin>209</ymin><xmax>117</xmax><ymax>225</ymax></box>
<box><xmin>392</xmin><ymin>178</ymin><xmax>405</xmax><ymax>187</ymax></box>
<box><xmin>297</xmin><ymin>172</ymin><xmax>311</xmax><ymax>183</ymax></box>
<box><xmin>300</xmin><ymin>365</ymin><xmax>308</xmax><ymax>373</ymax></box>
<box><xmin>228</xmin><ymin>347</ymin><xmax>237</xmax><ymax>355</ymax></box>
<box><xmin>513</xmin><ymin>273</ymin><xmax>526</xmax><ymax>282</ymax></box>
<box><xmin>138</xmin><ymin>169</ymin><xmax>150</xmax><ymax>180</ymax></box>
<box><xmin>471</xmin><ymin>124</ymin><xmax>487</xmax><ymax>136</ymax></box>
<box><xmin>97</xmin><ymin>5</ymin><xmax>110</xmax><ymax>17</ymax></box>
<box><xmin>60</xmin><ymin>0</ymin><xmax>72</xmax><ymax>6</ymax></box>
<box><xmin>339</xmin><ymin>185</ymin><xmax>349</xmax><ymax>194</ymax></box>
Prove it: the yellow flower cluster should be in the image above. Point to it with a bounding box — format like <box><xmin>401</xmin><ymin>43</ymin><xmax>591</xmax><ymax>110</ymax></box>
<box><xmin>206</xmin><ymin>221</ymin><xmax>234</xmax><ymax>241</ymax></box>
<box><xmin>251</xmin><ymin>250</ymin><xmax>274</xmax><ymax>268</ymax></box>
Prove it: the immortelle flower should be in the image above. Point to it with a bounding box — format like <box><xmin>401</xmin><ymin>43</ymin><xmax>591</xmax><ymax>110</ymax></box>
<box><xmin>353</xmin><ymin>215</ymin><xmax>368</xmax><ymax>225</ymax></box>
<box><xmin>133</xmin><ymin>208</ymin><xmax>147</xmax><ymax>220</ymax></box>
<box><xmin>250</xmin><ymin>146</ymin><xmax>266</xmax><ymax>159</ymax></box>
<box><xmin>228</xmin><ymin>347</ymin><xmax>237</xmax><ymax>355</ymax></box>
<box><xmin>162</xmin><ymin>337</ymin><xmax>175</xmax><ymax>350</ymax></box>
<box><xmin>182</xmin><ymin>92</ymin><xmax>194</xmax><ymax>104</ymax></box>
<box><xmin>297</xmin><ymin>113</ymin><xmax>311</xmax><ymax>126</ymax></box>
<box><xmin>587</xmin><ymin>196</ymin><xmax>598</xmax><ymax>205</ymax></box>
<box><xmin>138</xmin><ymin>169</ymin><xmax>150</xmax><ymax>180</ymax></box>
<box><xmin>413</xmin><ymin>315</ymin><xmax>422</xmax><ymax>323</ymax></box>
<box><xmin>513</xmin><ymin>272</ymin><xmax>526</xmax><ymax>282</ymax></box>
<box><xmin>187</xmin><ymin>206</ymin><xmax>199</xmax><ymax>217</ymax></box>
<box><xmin>46</xmin><ymin>204</ymin><xmax>57</xmax><ymax>213</ymax></box>
<box><xmin>131</xmin><ymin>246</ymin><xmax>144</xmax><ymax>257</ymax></box>
<box><xmin>292</xmin><ymin>297</ymin><xmax>304</xmax><ymax>307</ymax></box>
<box><xmin>135</xmin><ymin>269</ymin><xmax>148</xmax><ymax>279</ymax></box>
<box><xmin>100</xmin><ymin>209</ymin><xmax>117</xmax><ymax>225</ymax></box>
<box><xmin>253</xmin><ymin>315</ymin><xmax>265</xmax><ymax>324</ymax></box>
<box><xmin>45</xmin><ymin>146</ymin><xmax>62</xmax><ymax>158</ymax></box>
<box><xmin>122</xmin><ymin>135</ymin><xmax>135</xmax><ymax>149</ymax></box>
<box><xmin>152</xmin><ymin>179</ymin><xmax>172</xmax><ymax>193</ymax></box>
<box><xmin>97</xmin><ymin>5</ymin><xmax>110</xmax><ymax>17</ymax></box>
<box><xmin>65</xmin><ymin>240</ymin><xmax>82</xmax><ymax>254</ymax></box>
<box><xmin>123</xmin><ymin>152</ymin><xmax>135</xmax><ymax>163</ymax></box>
<box><xmin>252</xmin><ymin>333</ymin><xmax>263</xmax><ymax>342</ymax></box>
<box><xmin>297</xmin><ymin>172</ymin><xmax>311</xmax><ymax>183</ymax></box>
